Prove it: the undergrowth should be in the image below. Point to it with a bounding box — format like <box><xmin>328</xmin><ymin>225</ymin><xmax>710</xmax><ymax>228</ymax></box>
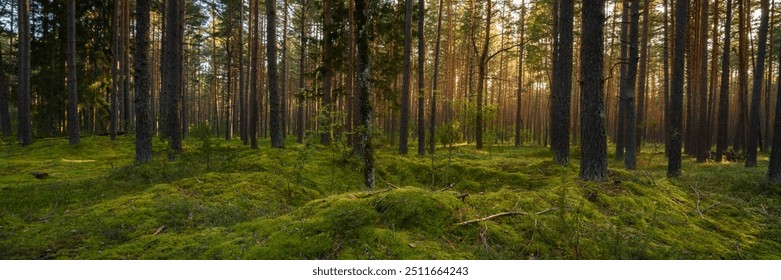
<box><xmin>1</xmin><ymin>135</ymin><xmax>780</xmax><ymax>259</ymax></box>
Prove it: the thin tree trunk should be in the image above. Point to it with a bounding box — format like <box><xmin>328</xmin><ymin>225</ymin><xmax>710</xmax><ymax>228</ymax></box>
<box><xmin>669</xmin><ymin>0</ymin><xmax>689</xmax><ymax>177</ymax></box>
<box><xmin>615</xmin><ymin>0</ymin><xmax>630</xmax><ymax>160</ymax></box>
<box><xmin>735</xmin><ymin>0</ymin><xmax>749</xmax><ymax>151</ymax></box>
<box><xmin>696</xmin><ymin>0</ymin><xmax>710</xmax><ymax>163</ymax></box>
<box><xmin>636</xmin><ymin>0</ymin><xmax>650</xmax><ymax>150</ymax></box>
<box><xmin>297</xmin><ymin>0</ymin><xmax>307</xmax><ymax>143</ymax></box>
<box><xmin>67</xmin><ymin>0</ymin><xmax>79</xmax><ymax>144</ymax></box>
<box><xmin>416</xmin><ymin>0</ymin><xmax>425</xmax><ymax>155</ymax></box>
<box><xmin>400</xmin><ymin>0</ymin><xmax>412</xmax><ymax>153</ymax></box>
<box><xmin>430</xmin><ymin>0</ymin><xmax>444</xmax><ymax>152</ymax></box>
<box><xmin>716</xmin><ymin>0</ymin><xmax>733</xmax><ymax>162</ymax></box>
<box><xmin>250</xmin><ymin>0</ymin><xmax>259</xmax><ymax>149</ymax></box>
<box><xmin>515</xmin><ymin>1</ymin><xmax>526</xmax><ymax>148</ymax></box>
<box><xmin>321</xmin><ymin>0</ymin><xmax>334</xmax><ymax>145</ymax></box>
<box><xmin>240</xmin><ymin>0</ymin><xmax>248</xmax><ymax>145</ymax></box>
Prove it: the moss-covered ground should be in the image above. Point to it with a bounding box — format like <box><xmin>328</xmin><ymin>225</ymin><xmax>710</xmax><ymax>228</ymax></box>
<box><xmin>1</xmin><ymin>135</ymin><xmax>780</xmax><ymax>259</ymax></box>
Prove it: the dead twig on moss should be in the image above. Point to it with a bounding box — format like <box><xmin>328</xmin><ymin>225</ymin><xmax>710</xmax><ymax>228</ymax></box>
<box><xmin>455</xmin><ymin>208</ymin><xmax>558</xmax><ymax>226</ymax></box>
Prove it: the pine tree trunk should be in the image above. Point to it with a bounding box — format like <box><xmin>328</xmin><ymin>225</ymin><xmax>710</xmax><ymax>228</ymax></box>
<box><xmin>716</xmin><ymin>0</ymin><xmax>733</xmax><ymax>162</ymax></box>
<box><xmin>635</xmin><ymin>0</ymin><xmax>650</xmax><ymax>150</ymax></box>
<box><xmin>321</xmin><ymin>0</ymin><xmax>334</xmax><ymax>145</ymax></box>
<box><xmin>735</xmin><ymin>0</ymin><xmax>749</xmax><ymax>152</ymax></box>
<box><xmin>356</xmin><ymin>0</ymin><xmax>374</xmax><ymax>189</ymax></box>
<box><xmin>696</xmin><ymin>0</ymin><xmax>710</xmax><ymax>163</ymax></box>
<box><xmin>297</xmin><ymin>0</ymin><xmax>307</xmax><ymax>144</ymax></box>
<box><xmin>164</xmin><ymin>0</ymin><xmax>183</xmax><ymax>154</ymax></box>
<box><xmin>669</xmin><ymin>0</ymin><xmax>689</xmax><ymax>177</ymax></box>
<box><xmin>135</xmin><ymin>0</ymin><xmax>153</xmax><ymax>163</ymax></box>
<box><xmin>0</xmin><ymin>42</ymin><xmax>10</xmax><ymax>136</ymax></box>
<box><xmin>267</xmin><ymin>0</ymin><xmax>284</xmax><ymax>148</ymax></box>
<box><xmin>622</xmin><ymin>0</ymin><xmax>640</xmax><ymax>169</ymax></box>
<box><xmin>17</xmin><ymin>0</ymin><xmax>30</xmax><ymax>146</ymax></box>
<box><xmin>430</xmin><ymin>0</ymin><xmax>444</xmax><ymax>152</ymax></box>
<box><xmin>400</xmin><ymin>0</ymin><xmax>412</xmax><ymax>153</ymax></box>
<box><xmin>250</xmin><ymin>0</ymin><xmax>259</xmax><ymax>149</ymax></box>
<box><xmin>416</xmin><ymin>0</ymin><xmax>425</xmax><ymax>156</ymax></box>
<box><xmin>67</xmin><ymin>0</ymin><xmax>79</xmax><ymax>145</ymax></box>
<box><xmin>747</xmin><ymin>0</ymin><xmax>770</xmax><ymax>167</ymax></box>
<box><xmin>515</xmin><ymin>1</ymin><xmax>526</xmax><ymax>148</ymax></box>
<box><xmin>240</xmin><ymin>0</ymin><xmax>247</xmax><ymax>145</ymax></box>
<box><xmin>579</xmin><ymin>0</ymin><xmax>607</xmax><ymax>182</ymax></box>
<box><xmin>615</xmin><ymin>0</ymin><xmax>630</xmax><ymax>160</ymax></box>
<box><xmin>552</xmin><ymin>0</ymin><xmax>574</xmax><ymax>165</ymax></box>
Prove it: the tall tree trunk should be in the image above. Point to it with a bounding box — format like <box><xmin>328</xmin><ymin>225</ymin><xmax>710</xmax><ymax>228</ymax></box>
<box><xmin>636</xmin><ymin>0</ymin><xmax>650</xmax><ymax>150</ymax></box>
<box><xmin>17</xmin><ymin>0</ymin><xmax>31</xmax><ymax>146</ymax></box>
<box><xmin>579</xmin><ymin>0</ymin><xmax>607</xmax><ymax>182</ymax></box>
<box><xmin>416</xmin><ymin>0</ymin><xmax>425</xmax><ymax>155</ymax></box>
<box><xmin>67</xmin><ymin>0</ymin><xmax>79</xmax><ymax>145</ymax></box>
<box><xmin>768</xmin><ymin>40</ymin><xmax>781</xmax><ymax>182</ymax></box>
<box><xmin>240</xmin><ymin>0</ymin><xmax>248</xmax><ymax>145</ymax></box>
<box><xmin>268</xmin><ymin>0</ymin><xmax>284</xmax><ymax>148</ymax></box>
<box><xmin>552</xmin><ymin>0</ymin><xmax>573</xmax><ymax>165</ymax></box>
<box><xmin>110</xmin><ymin>0</ymin><xmax>120</xmax><ymax>141</ymax></box>
<box><xmin>663</xmin><ymin>0</ymin><xmax>671</xmax><ymax>158</ymax></box>
<box><xmin>747</xmin><ymin>0</ymin><xmax>770</xmax><ymax>167</ymax></box>
<box><xmin>400</xmin><ymin>0</ymin><xmax>412</xmax><ymax>153</ymax></box>
<box><xmin>696</xmin><ymin>0</ymin><xmax>710</xmax><ymax>163</ymax></box>
<box><xmin>430</xmin><ymin>0</ymin><xmax>444</xmax><ymax>152</ymax></box>
<box><xmin>123</xmin><ymin>0</ymin><xmax>131</xmax><ymax>132</ymax></box>
<box><xmin>0</xmin><ymin>41</ymin><xmax>10</xmax><ymax>136</ymax></box>
<box><xmin>135</xmin><ymin>0</ymin><xmax>153</xmax><ymax>163</ymax></box>
<box><xmin>735</xmin><ymin>0</ymin><xmax>749</xmax><ymax>151</ymax></box>
<box><xmin>515</xmin><ymin>1</ymin><xmax>526</xmax><ymax>148</ymax></box>
<box><xmin>164</xmin><ymin>0</ymin><xmax>183</xmax><ymax>154</ymax></box>
<box><xmin>716</xmin><ymin>0</ymin><xmax>733</xmax><ymax>162</ymax></box>
<box><xmin>321</xmin><ymin>0</ymin><xmax>334</xmax><ymax>145</ymax></box>
<box><xmin>356</xmin><ymin>0</ymin><xmax>374</xmax><ymax>189</ymax></box>
<box><xmin>297</xmin><ymin>0</ymin><xmax>307</xmax><ymax>143</ymax></box>
<box><xmin>281</xmin><ymin>0</ymin><xmax>289</xmax><ymax>140</ymax></box>
<box><xmin>669</xmin><ymin>0</ymin><xmax>689</xmax><ymax>177</ymax></box>
<box><xmin>476</xmin><ymin>0</ymin><xmax>492</xmax><ymax>150</ymax></box>
<box><xmin>622</xmin><ymin>0</ymin><xmax>640</xmax><ymax>169</ymax></box>
<box><xmin>250</xmin><ymin>0</ymin><xmax>259</xmax><ymax>149</ymax></box>
<box><xmin>615</xmin><ymin>0</ymin><xmax>630</xmax><ymax>160</ymax></box>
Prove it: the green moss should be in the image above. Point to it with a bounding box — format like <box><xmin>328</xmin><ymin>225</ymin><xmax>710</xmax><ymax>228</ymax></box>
<box><xmin>1</xmin><ymin>137</ymin><xmax>780</xmax><ymax>259</ymax></box>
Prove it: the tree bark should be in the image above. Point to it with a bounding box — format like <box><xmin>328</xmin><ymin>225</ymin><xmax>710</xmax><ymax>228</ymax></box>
<box><xmin>356</xmin><ymin>0</ymin><xmax>375</xmax><ymax>189</ymax></box>
<box><xmin>164</xmin><ymin>0</ymin><xmax>183</xmax><ymax>154</ymax></box>
<box><xmin>297</xmin><ymin>0</ymin><xmax>307</xmax><ymax>144</ymax></box>
<box><xmin>579</xmin><ymin>0</ymin><xmax>607</xmax><ymax>182</ymax></box>
<box><xmin>747</xmin><ymin>0</ymin><xmax>770</xmax><ymax>167</ymax></box>
<box><xmin>552</xmin><ymin>0</ymin><xmax>574</xmax><ymax>165</ymax></box>
<box><xmin>430</xmin><ymin>0</ymin><xmax>445</xmax><ymax>153</ymax></box>
<box><xmin>135</xmin><ymin>0</ymin><xmax>153</xmax><ymax>163</ymax></box>
<box><xmin>17</xmin><ymin>0</ymin><xmax>31</xmax><ymax>146</ymax></box>
<box><xmin>696</xmin><ymin>0</ymin><xmax>710</xmax><ymax>163</ymax></box>
<box><xmin>416</xmin><ymin>0</ymin><xmax>425</xmax><ymax>156</ymax></box>
<box><xmin>268</xmin><ymin>0</ymin><xmax>284</xmax><ymax>148</ymax></box>
<box><xmin>250</xmin><ymin>0</ymin><xmax>259</xmax><ymax>149</ymax></box>
<box><xmin>622</xmin><ymin>0</ymin><xmax>640</xmax><ymax>169</ymax></box>
<box><xmin>400</xmin><ymin>0</ymin><xmax>412</xmax><ymax>153</ymax></box>
<box><xmin>668</xmin><ymin>0</ymin><xmax>689</xmax><ymax>177</ymax></box>
<box><xmin>635</xmin><ymin>0</ymin><xmax>650</xmax><ymax>150</ymax></box>
<box><xmin>716</xmin><ymin>0</ymin><xmax>733</xmax><ymax>162</ymax></box>
<box><xmin>515</xmin><ymin>1</ymin><xmax>526</xmax><ymax>148</ymax></box>
<box><xmin>321</xmin><ymin>0</ymin><xmax>334</xmax><ymax>145</ymax></box>
<box><xmin>67</xmin><ymin>0</ymin><xmax>79</xmax><ymax>145</ymax></box>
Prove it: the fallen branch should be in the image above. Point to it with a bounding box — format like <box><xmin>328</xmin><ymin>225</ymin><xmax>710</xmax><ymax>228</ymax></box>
<box><xmin>153</xmin><ymin>225</ymin><xmax>166</xmax><ymax>236</ymax></box>
<box><xmin>455</xmin><ymin>208</ymin><xmax>557</xmax><ymax>226</ymax></box>
<box><xmin>690</xmin><ymin>185</ymin><xmax>703</xmax><ymax>217</ymax></box>
<box><xmin>701</xmin><ymin>202</ymin><xmax>721</xmax><ymax>214</ymax></box>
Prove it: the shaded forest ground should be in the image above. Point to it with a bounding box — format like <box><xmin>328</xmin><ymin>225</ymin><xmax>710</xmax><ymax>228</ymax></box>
<box><xmin>1</xmin><ymin>134</ymin><xmax>781</xmax><ymax>259</ymax></box>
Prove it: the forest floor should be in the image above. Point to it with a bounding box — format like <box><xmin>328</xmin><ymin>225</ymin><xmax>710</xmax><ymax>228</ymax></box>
<box><xmin>1</xmin><ymin>133</ymin><xmax>781</xmax><ymax>259</ymax></box>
